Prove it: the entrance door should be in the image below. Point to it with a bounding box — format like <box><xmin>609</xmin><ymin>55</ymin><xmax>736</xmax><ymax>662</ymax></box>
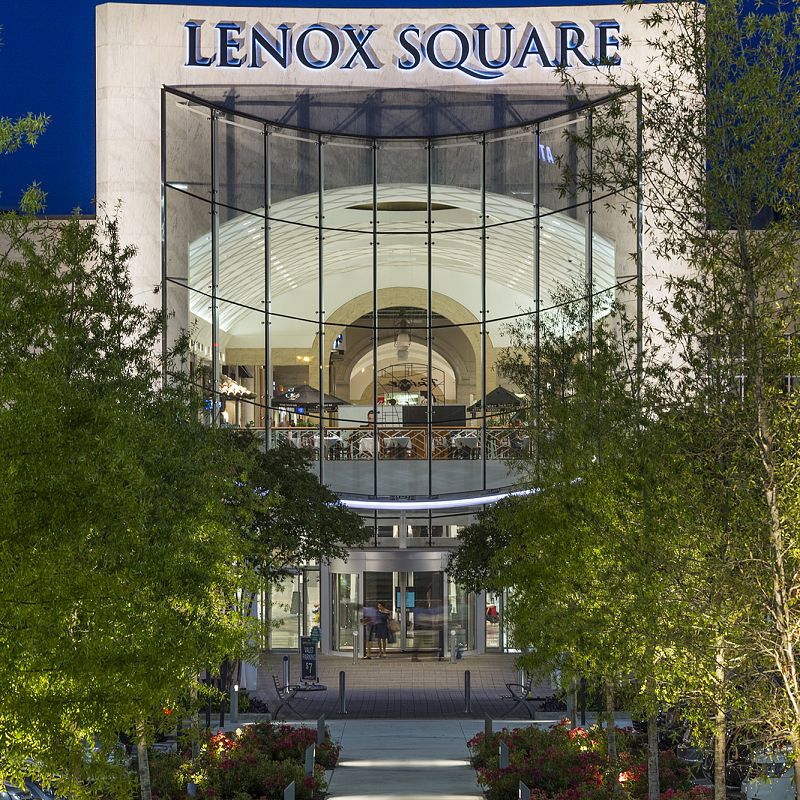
<box><xmin>364</xmin><ymin>571</ymin><xmax>444</xmax><ymax>654</ymax></box>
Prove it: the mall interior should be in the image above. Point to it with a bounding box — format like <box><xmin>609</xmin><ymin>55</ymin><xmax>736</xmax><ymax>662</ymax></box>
<box><xmin>163</xmin><ymin>83</ymin><xmax>640</xmax><ymax>659</ymax></box>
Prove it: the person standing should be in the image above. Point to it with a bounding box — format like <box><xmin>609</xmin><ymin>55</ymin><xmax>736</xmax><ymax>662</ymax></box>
<box><xmin>360</xmin><ymin>603</ymin><xmax>378</xmax><ymax>659</ymax></box>
<box><xmin>373</xmin><ymin>602</ymin><xmax>391</xmax><ymax>658</ymax></box>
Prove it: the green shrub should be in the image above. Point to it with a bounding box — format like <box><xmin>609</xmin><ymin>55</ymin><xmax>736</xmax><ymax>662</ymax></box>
<box><xmin>468</xmin><ymin>721</ymin><xmax>690</xmax><ymax>800</ymax></box>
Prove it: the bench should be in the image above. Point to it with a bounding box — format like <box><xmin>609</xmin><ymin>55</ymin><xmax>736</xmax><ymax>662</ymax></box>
<box><xmin>272</xmin><ymin>675</ymin><xmax>327</xmax><ymax>720</ymax></box>
<box><xmin>501</xmin><ymin>681</ymin><xmax>548</xmax><ymax>719</ymax></box>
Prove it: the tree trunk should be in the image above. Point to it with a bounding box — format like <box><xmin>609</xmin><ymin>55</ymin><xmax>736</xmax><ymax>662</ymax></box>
<box><xmin>713</xmin><ymin>646</ymin><xmax>726</xmax><ymax>800</ymax></box>
<box><xmin>739</xmin><ymin>229</ymin><xmax>800</xmax><ymax>797</ymax></box>
<box><xmin>646</xmin><ymin>675</ymin><xmax>660</xmax><ymax>800</ymax></box>
<box><xmin>606</xmin><ymin>678</ymin><xmax>621</xmax><ymax>795</ymax></box>
<box><xmin>788</xmin><ymin>729</ymin><xmax>800</xmax><ymax>800</ymax></box>
<box><xmin>137</xmin><ymin>722</ymin><xmax>152</xmax><ymax>800</ymax></box>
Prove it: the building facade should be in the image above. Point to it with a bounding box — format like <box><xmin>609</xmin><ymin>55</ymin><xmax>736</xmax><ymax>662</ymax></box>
<box><xmin>92</xmin><ymin>1</ymin><xmax>651</xmax><ymax>662</ymax></box>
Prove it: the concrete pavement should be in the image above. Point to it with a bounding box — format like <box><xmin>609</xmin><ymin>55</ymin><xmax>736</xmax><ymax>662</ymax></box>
<box><xmin>254</xmin><ymin>652</ymin><xmax>556</xmax><ymax>719</ymax></box>
<box><xmin>324</xmin><ymin>719</ymin><xmax>485</xmax><ymax>800</ymax></box>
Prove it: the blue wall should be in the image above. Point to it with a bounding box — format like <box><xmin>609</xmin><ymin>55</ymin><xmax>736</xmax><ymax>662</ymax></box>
<box><xmin>1</xmin><ymin>0</ymin><xmax>648</xmax><ymax>214</ymax></box>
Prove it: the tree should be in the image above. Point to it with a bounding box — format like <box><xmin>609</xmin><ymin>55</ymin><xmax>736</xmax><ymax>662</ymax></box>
<box><xmin>562</xmin><ymin>0</ymin><xmax>800</xmax><ymax>796</ymax></box>
<box><xmin>0</xmin><ymin>210</ymin><xmax>269</xmax><ymax>800</ymax></box>
<box><xmin>0</xmin><ymin>25</ymin><xmax>49</xmax><ymax>211</ymax></box>
<box><xmin>451</xmin><ymin>292</ymin><xmax>694</xmax><ymax>797</ymax></box>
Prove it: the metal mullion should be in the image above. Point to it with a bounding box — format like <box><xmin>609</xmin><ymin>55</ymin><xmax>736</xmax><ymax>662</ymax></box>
<box><xmin>160</xmin><ymin>88</ymin><xmax>168</xmax><ymax>382</ymax></box>
<box><xmin>586</xmin><ymin>110</ymin><xmax>594</xmax><ymax>370</ymax></box>
<box><xmin>264</xmin><ymin>125</ymin><xmax>272</xmax><ymax>451</ymax></box>
<box><xmin>372</xmin><ymin>140</ymin><xmax>378</xmax><ymax>497</ymax></box>
<box><xmin>318</xmin><ymin>137</ymin><xmax>325</xmax><ymax>484</ymax></box>
<box><xmin>210</xmin><ymin>110</ymin><xmax>220</xmax><ymax>428</ymax></box>
<box><xmin>427</xmin><ymin>139</ymin><xmax>433</xmax><ymax>498</ymax></box>
<box><xmin>636</xmin><ymin>88</ymin><xmax>644</xmax><ymax>377</ymax></box>
<box><xmin>480</xmin><ymin>134</ymin><xmax>487</xmax><ymax>492</ymax></box>
<box><xmin>534</xmin><ymin>124</ymin><xmax>541</xmax><ymax>479</ymax></box>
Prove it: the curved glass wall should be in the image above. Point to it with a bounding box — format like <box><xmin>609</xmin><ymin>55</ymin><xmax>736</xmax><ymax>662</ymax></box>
<box><xmin>163</xmin><ymin>85</ymin><xmax>640</xmax><ymax>503</ymax></box>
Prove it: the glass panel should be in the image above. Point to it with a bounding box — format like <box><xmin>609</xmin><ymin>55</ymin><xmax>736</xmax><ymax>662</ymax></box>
<box><xmin>363</xmin><ymin>571</ymin><xmax>398</xmax><ymax>654</ymax></box>
<box><xmin>322</xmin><ymin>132</ymin><xmax>373</xmax><ymax>492</ymax></box>
<box><xmin>215</xmin><ymin>114</ymin><xmax>265</xmax><ymax>218</ymax></box>
<box><xmin>270</xmin><ymin>130</ymin><xmax>320</xmax><ymax>223</ymax></box>
<box><xmin>594</xmin><ymin>190</ymin><xmax>638</xmax><ymax>322</ymax></box>
<box><xmin>270</xmin><ymin>573</ymin><xmax>301</xmax><ymax>650</ymax></box>
<box><xmin>448</xmin><ymin>576</ymin><xmax>475</xmax><ymax>652</ymax></box>
<box><xmin>406</xmin><ymin>571</ymin><xmax>444</xmax><ymax>656</ymax></box>
<box><xmin>305</xmin><ymin>570</ymin><xmax>321</xmax><ymax>638</ymax></box>
<box><xmin>375</xmin><ymin>140</ymin><xmax>430</xmax><ymax>497</ymax></box>
<box><xmin>430</xmin><ymin>135</ymin><xmax>483</xmax><ymax>497</ymax></box>
<box><xmin>485</xmin><ymin>590</ymin><xmax>503</xmax><ymax>650</ymax></box>
<box><xmin>485</xmin><ymin>128</ymin><xmax>536</xmax><ymax>222</ymax></box>
<box><xmin>166</xmin><ymin>187</ymin><xmax>209</xmax><ymax>358</ymax></box>
<box><xmin>165</xmin><ymin>92</ymin><xmax>212</xmax><ymax>199</ymax></box>
<box><xmin>539</xmin><ymin>114</ymin><xmax>588</xmax><ymax>216</ymax></box>
<box><xmin>269</xmin><ymin>218</ymin><xmax>320</xmax><ymax>469</ymax></box>
<box><xmin>332</xmin><ymin>573</ymin><xmax>359</xmax><ymax>651</ymax></box>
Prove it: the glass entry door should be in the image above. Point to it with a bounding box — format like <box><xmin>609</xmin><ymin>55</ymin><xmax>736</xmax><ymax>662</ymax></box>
<box><xmin>364</xmin><ymin>571</ymin><xmax>444</xmax><ymax>654</ymax></box>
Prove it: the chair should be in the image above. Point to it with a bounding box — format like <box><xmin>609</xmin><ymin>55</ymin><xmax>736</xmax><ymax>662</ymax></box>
<box><xmin>272</xmin><ymin>674</ymin><xmax>304</xmax><ymax>719</ymax></box>
<box><xmin>501</xmin><ymin>676</ymin><xmax>546</xmax><ymax>719</ymax></box>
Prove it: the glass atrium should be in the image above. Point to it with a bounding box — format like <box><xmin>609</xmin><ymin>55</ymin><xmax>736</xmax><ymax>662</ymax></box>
<box><xmin>163</xmin><ymin>84</ymin><xmax>640</xmax><ymax>653</ymax></box>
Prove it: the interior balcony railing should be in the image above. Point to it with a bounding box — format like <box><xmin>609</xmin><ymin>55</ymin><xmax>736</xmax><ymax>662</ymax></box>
<box><xmin>250</xmin><ymin>425</ymin><xmax>530</xmax><ymax>460</ymax></box>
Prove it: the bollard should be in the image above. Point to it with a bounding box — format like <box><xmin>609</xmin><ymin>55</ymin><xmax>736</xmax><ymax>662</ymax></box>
<box><xmin>317</xmin><ymin>716</ymin><xmax>326</xmax><ymax>746</ymax></box>
<box><xmin>484</xmin><ymin>716</ymin><xmax>492</xmax><ymax>737</ymax></box>
<box><xmin>339</xmin><ymin>670</ymin><xmax>347</xmax><ymax>715</ymax></box>
<box><xmin>464</xmin><ymin>670</ymin><xmax>472</xmax><ymax>714</ymax></box>
<box><xmin>519</xmin><ymin>781</ymin><xmax>531</xmax><ymax>800</ymax></box>
<box><xmin>187</xmin><ymin>783</ymin><xmax>197</xmax><ymax>799</ymax></box>
<box><xmin>580</xmin><ymin>677</ymin><xmax>587</xmax><ymax>726</ymax></box>
<box><xmin>352</xmin><ymin>630</ymin><xmax>359</xmax><ymax>664</ymax></box>
<box><xmin>499</xmin><ymin>741</ymin><xmax>509</xmax><ymax>769</ymax></box>
<box><xmin>283</xmin><ymin>781</ymin><xmax>295</xmax><ymax>800</ymax></box>
<box><xmin>518</xmin><ymin>667</ymin><xmax>526</xmax><ymax>688</ymax></box>
<box><xmin>283</xmin><ymin>655</ymin><xmax>290</xmax><ymax>688</ymax></box>
<box><xmin>304</xmin><ymin>744</ymin><xmax>315</xmax><ymax>777</ymax></box>
<box><xmin>450</xmin><ymin>630</ymin><xmax>457</xmax><ymax>664</ymax></box>
<box><xmin>230</xmin><ymin>684</ymin><xmax>239</xmax><ymax>724</ymax></box>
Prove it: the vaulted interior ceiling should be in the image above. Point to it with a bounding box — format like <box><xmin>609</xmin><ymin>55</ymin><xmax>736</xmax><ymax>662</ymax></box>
<box><xmin>188</xmin><ymin>183</ymin><xmax>615</xmax><ymax>349</ymax></box>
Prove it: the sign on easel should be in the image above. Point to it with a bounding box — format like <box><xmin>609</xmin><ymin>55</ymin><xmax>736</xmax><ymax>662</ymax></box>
<box><xmin>300</xmin><ymin>636</ymin><xmax>318</xmax><ymax>682</ymax></box>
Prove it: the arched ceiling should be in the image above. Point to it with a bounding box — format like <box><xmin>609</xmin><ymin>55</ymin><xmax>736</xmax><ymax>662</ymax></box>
<box><xmin>188</xmin><ymin>183</ymin><xmax>615</xmax><ymax>348</ymax></box>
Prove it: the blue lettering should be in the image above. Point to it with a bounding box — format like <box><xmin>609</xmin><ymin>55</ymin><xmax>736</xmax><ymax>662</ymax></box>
<box><xmin>216</xmin><ymin>22</ymin><xmax>244</xmax><ymax>68</ymax></box>
<box><xmin>249</xmin><ymin>23</ymin><xmax>293</xmax><ymax>69</ymax></box>
<box><xmin>185</xmin><ymin>20</ymin><xmax>215</xmax><ymax>67</ymax></box>
<box><xmin>472</xmin><ymin>23</ymin><xmax>514</xmax><ymax>70</ymax></box>
<box><xmin>425</xmin><ymin>25</ymin><xmax>502</xmax><ymax>80</ymax></box>
<box><xmin>395</xmin><ymin>24</ymin><xmax>422</xmax><ymax>71</ymax></box>
<box><xmin>554</xmin><ymin>23</ymin><xmax>592</xmax><ymax>68</ymax></box>
<box><xmin>341</xmin><ymin>24</ymin><xmax>382</xmax><ymax>70</ymax></box>
<box><xmin>512</xmin><ymin>23</ymin><xmax>552</xmax><ymax>69</ymax></box>
<box><xmin>296</xmin><ymin>24</ymin><xmax>342</xmax><ymax>70</ymax></box>
<box><xmin>594</xmin><ymin>21</ymin><xmax>621</xmax><ymax>65</ymax></box>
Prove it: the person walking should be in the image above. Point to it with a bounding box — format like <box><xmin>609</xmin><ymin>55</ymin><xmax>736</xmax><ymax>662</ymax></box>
<box><xmin>373</xmin><ymin>602</ymin><xmax>392</xmax><ymax>658</ymax></box>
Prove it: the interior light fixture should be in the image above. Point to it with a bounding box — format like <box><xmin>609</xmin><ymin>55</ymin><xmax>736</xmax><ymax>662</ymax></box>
<box><xmin>339</xmin><ymin>487</ymin><xmax>538</xmax><ymax>512</ymax></box>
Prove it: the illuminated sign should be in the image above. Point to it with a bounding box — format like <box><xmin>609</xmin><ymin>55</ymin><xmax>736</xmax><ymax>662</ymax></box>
<box><xmin>184</xmin><ymin>20</ymin><xmax>621</xmax><ymax>80</ymax></box>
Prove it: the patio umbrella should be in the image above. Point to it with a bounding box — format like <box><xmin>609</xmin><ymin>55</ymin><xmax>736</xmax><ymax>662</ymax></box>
<box><xmin>468</xmin><ymin>385</ymin><xmax>522</xmax><ymax>411</ymax></box>
<box><xmin>271</xmin><ymin>384</ymin><xmax>349</xmax><ymax>409</ymax></box>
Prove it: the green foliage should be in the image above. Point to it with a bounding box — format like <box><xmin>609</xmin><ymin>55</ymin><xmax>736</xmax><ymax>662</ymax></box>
<box><xmin>150</xmin><ymin>724</ymin><xmax>337</xmax><ymax>800</ymax></box>
<box><xmin>234</xmin><ymin>438</ymin><xmax>366</xmax><ymax>575</ymax></box>
<box><xmin>468</xmin><ymin>721</ymin><xmax>692</xmax><ymax>800</ymax></box>
<box><xmin>0</xmin><ymin>211</ymin><xmax>268</xmax><ymax>799</ymax></box>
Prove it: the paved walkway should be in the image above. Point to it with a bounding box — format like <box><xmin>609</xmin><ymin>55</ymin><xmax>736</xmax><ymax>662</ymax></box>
<box><xmin>254</xmin><ymin>653</ymin><xmax>555</xmax><ymax>719</ymax></box>
<box><xmin>324</xmin><ymin>719</ymin><xmax>485</xmax><ymax>800</ymax></box>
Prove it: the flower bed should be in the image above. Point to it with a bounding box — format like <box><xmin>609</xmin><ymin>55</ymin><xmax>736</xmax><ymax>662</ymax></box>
<box><xmin>149</xmin><ymin>723</ymin><xmax>340</xmax><ymax>800</ymax></box>
<box><xmin>468</xmin><ymin>721</ymin><xmax>706</xmax><ymax>800</ymax></box>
